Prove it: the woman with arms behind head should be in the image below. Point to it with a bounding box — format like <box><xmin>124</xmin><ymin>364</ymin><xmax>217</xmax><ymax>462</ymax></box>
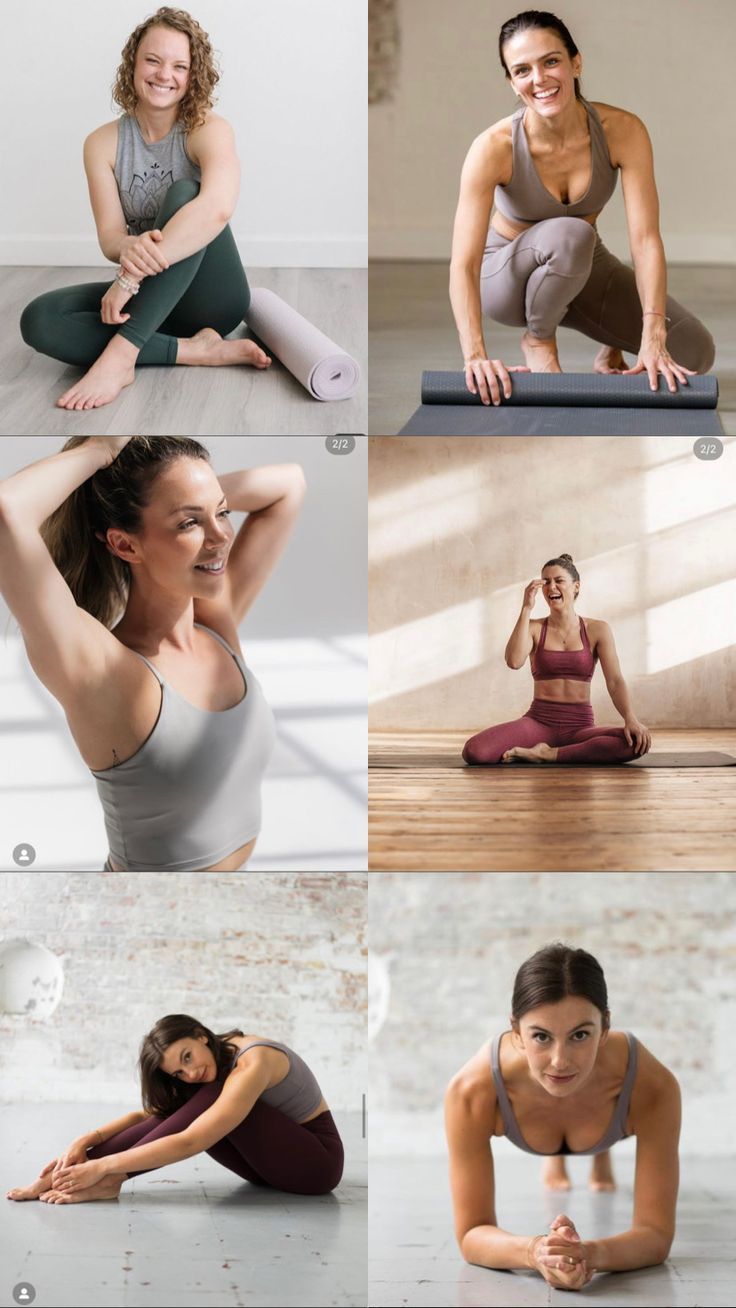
<box><xmin>20</xmin><ymin>6</ymin><xmax>271</xmax><ymax>411</ymax></box>
<box><xmin>445</xmin><ymin>944</ymin><xmax>680</xmax><ymax>1289</ymax></box>
<box><xmin>7</xmin><ymin>1015</ymin><xmax>343</xmax><ymax>1203</ymax></box>
<box><xmin>450</xmin><ymin>8</ymin><xmax>714</xmax><ymax>407</ymax></box>
<box><xmin>462</xmin><ymin>553</ymin><xmax>651</xmax><ymax>764</ymax></box>
<box><xmin>0</xmin><ymin>435</ymin><xmax>306</xmax><ymax>870</ymax></box>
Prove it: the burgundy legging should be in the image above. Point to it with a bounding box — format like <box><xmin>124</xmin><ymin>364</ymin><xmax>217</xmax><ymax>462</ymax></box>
<box><xmin>462</xmin><ymin>698</ymin><xmax>637</xmax><ymax>765</ymax></box>
<box><xmin>86</xmin><ymin>1080</ymin><xmax>344</xmax><ymax>1195</ymax></box>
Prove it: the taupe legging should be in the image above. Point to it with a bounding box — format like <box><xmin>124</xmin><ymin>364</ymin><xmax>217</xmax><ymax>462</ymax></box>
<box><xmin>480</xmin><ymin>217</ymin><xmax>715</xmax><ymax>371</ymax></box>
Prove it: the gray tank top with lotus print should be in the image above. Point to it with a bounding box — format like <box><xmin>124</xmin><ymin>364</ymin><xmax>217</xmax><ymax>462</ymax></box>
<box><xmin>114</xmin><ymin>114</ymin><xmax>201</xmax><ymax>236</ymax></box>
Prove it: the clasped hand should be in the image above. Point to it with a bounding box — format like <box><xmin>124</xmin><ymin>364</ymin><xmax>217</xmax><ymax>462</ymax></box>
<box><xmin>53</xmin><ymin>1158</ymin><xmax>109</xmax><ymax>1192</ymax></box>
<box><xmin>532</xmin><ymin>1213</ymin><xmax>596</xmax><ymax>1290</ymax></box>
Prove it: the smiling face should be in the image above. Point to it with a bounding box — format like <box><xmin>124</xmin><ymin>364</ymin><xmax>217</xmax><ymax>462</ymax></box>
<box><xmin>105</xmin><ymin>458</ymin><xmax>235</xmax><ymax>598</ymax></box>
<box><xmin>512</xmin><ymin>995</ymin><xmax>609</xmax><ymax>1096</ymax></box>
<box><xmin>541</xmin><ymin>564</ymin><xmax>579</xmax><ymax>613</ymax></box>
<box><xmin>503</xmin><ymin>27</ymin><xmax>581</xmax><ymax>115</ymax></box>
<box><xmin>132</xmin><ymin>24</ymin><xmax>191</xmax><ymax>114</ymax></box>
<box><xmin>159</xmin><ymin>1032</ymin><xmax>217</xmax><ymax>1085</ymax></box>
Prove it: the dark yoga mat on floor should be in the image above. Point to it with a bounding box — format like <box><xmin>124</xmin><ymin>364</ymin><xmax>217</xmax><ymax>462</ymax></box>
<box><xmin>399</xmin><ymin>371</ymin><xmax>724</xmax><ymax>435</ymax></box>
<box><xmin>499</xmin><ymin>752</ymin><xmax>736</xmax><ymax>768</ymax></box>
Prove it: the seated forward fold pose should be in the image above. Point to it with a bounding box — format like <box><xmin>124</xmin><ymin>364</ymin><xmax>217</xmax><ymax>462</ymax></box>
<box><xmin>0</xmin><ymin>436</ymin><xmax>306</xmax><ymax>871</ymax></box>
<box><xmin>462</xmin><ymin>553</ymin><xmax>651</xmax><ymax>765</ymax></box>
<box><xmin>20</xmin><ymin>6</ymin><xmax>272</xmax><ymax>411</ymax></box>
<box><xmin>7</xmin><ymin>1015</ymin><xmax>344</xmax><ymax>1205</ymax></box>
<box><xmin>445</xmin><ymin>943</ymin><xmax>681</xmax><ymax>1290</ymax></box>
<box><xmin>449</xmin><ymin>8</ymin><xmax>715</xmax><ymax>406</ymax></box>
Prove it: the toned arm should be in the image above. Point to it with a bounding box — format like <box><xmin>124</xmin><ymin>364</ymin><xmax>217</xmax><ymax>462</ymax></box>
<box><xmin>592</xmin><ymin>621</ymin><xmax>636</xmax><ymax>719</ymax></box>
<box><xmin>101</xmin><ymin>1054</ymin><xmax>272</xmax><ymax>1176</ymax></box>
<box><xmin>84</xmin><ymin>124</ymin><xmax>130</xmax><ymax>264</ymax></box>
<box><xmin>153</xmin><ymin>116</ymin><xmax>240</xmax><ymax>268</ymax></box>
<box><xmin>449</xmin><ymin>129</ymin><xmax>506</xmax><ymax>361</ymax></box>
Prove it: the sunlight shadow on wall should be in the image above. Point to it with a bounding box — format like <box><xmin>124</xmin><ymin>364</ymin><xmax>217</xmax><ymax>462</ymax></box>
<box><xmin>646</xmin><ymin>580</ymin><xmax>736</xmax><ymax>674</ymax></box>
<box><xmin>644</xmin><ymin>440</ymin><xmax>736</xmax><ymax>533</ymax></box>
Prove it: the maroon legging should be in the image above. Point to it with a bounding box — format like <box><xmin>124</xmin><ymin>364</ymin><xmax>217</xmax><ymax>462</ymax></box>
<box><xmin>86</xmin><ymin>1080</ymin><xmax>344</xmax><ymax>1195</ymax></box>
<box><xmin>463</xmin><ymin>698</ymin><xmax>637</xmax><ymax>765</ymax></box>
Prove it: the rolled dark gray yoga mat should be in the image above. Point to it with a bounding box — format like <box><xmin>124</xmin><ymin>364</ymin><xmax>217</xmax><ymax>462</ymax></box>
<box><xmin>399</xmin><ymin>371</ymin><xmax>724</xmax><ymax>435</ymax></box>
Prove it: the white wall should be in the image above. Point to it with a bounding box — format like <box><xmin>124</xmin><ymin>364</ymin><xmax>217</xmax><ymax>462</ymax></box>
<box><xmin>370</xmin><ymin>0</ymin><xmax>736</xmax><ymax>263</ymax></box>
<box><xmin>1</xmin><ymin>0</ymin><xmax>367</xmax><ymax>267</ymax></box>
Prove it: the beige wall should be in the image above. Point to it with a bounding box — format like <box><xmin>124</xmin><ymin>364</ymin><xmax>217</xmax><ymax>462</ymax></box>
<box><xmin>369</xmin><ymin>436</ymin><xmax>736</xmax><ymax>729</ymax></box>
<box><xmin>370</xmin><ymin>0</ymin><xmax>736</xmax><ymax>262</ymax></box>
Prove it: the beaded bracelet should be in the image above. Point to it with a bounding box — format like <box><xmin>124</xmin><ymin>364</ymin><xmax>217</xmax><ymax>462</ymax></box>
<box><xmin>115</xmin><ymin>269</ymin><xmax>140</xmax><ymax>295</ymax></box>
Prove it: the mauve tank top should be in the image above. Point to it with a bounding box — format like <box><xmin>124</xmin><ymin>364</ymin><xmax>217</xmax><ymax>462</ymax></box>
<box><xmin>492</xmin><ymin>95</ymin><xmax>618</xmax><ymax>225</ymax></box>
<box><xmin>114</xmin><ymin>113</ymin><xmax>201</xmax><ymax>236</ymax></box>
<box><xmin>490</xmin><ymin>1030</ymin><xmax>638</xmax><ymax>1156</ymax></box>
<box><xmin>231</xmin><ymin>1039</ymin><xmax>325</xmax><ymax>1122</ymax></box>
<box><xmin>531</xmin><ymin>616</ymin><xmax>596</xmax><ymax>682</ymax></box>
<box><xmin>91</xmin><ymin>624</ymin><xmax>276</xmax><ymax>872</ymax></box>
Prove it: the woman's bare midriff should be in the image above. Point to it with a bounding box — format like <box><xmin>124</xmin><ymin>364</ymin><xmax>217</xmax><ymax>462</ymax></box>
<box><xmin>228</xmin><ymin>1034</ymin><xmax>330</xmax><ymax>1124</ymax></box>
<box><xmin>532</xmin><ymin>677</ymin><xmax>591</xmax><ymax>704</ymax></box>
<box><xmin>64</xmin><ymin>619</ymin><xmax>257</xmax><ymax>873</ymax></box>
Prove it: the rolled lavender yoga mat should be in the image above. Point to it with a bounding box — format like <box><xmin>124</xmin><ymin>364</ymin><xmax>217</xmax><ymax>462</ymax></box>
<box><xmin>246</xmin><ymin>288</ymin><xmax>360</xmax><ymax>401</ymax></box>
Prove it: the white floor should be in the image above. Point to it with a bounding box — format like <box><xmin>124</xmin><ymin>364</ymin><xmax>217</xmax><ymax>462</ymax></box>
<box><xmin>369</xmin><ymin>1151</ymin><xmax>735</xmax><ymax>1307</ymax></box>
<box><xmin>2</xmin><ymin>1103</ymin><xmax>366</xmax><ymax>1308</ymax></box>
<box><xmin>0</xmin><ymin>633</ymin><xmax>367</xmax><ymax>872</ymax></box>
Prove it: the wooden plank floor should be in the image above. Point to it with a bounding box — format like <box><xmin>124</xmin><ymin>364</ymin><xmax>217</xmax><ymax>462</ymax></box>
<box><xmin>369</xmin><ymin>729</ymin><xmax>736</xmax><ymax>872</ymax></box>
<box><xmin>1</xmin><ymin>265</ymin><xmax>366</xmax><ymax>436</ymax></box>
<box><xmin>369</xmin><ymin>261</ymin><xmax>736</xmax><ymax>436</ymax></box>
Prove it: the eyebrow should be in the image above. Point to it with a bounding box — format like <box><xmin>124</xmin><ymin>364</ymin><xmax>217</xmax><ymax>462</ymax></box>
<box><xmin>528</xmin><ymin>1021</ymin><xmax>596</xmax><ymax>1034</ymax></box>
<box><xmin>511</xmin><ymin>49</ymin><xmax>562</xmax><ymax>69</ymax></box>
<box><xmin>168</xmin><ymin>494</ymin><xmax>227</xmax><ymax>515</ymax></box>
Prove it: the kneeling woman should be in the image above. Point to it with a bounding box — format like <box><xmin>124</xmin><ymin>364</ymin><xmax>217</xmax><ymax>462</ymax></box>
<box><xmin>462</xmin><ymin>553</ymin><xmax>651</xmax><ymax>764</ymax></box>
<box><xmin>7</xmin><ymin>1015</ymin><xmax>344</xmax><ymax>1204</ymax></box>
<box><xmin>20</xmin><ymin>7</ymin><xmax>271</xmax><ymax>411</ymax></box>
<box><xmin>445</xmin><ymin>943</ymin><xmax>681</xmax><ymax>1289</ymax></box>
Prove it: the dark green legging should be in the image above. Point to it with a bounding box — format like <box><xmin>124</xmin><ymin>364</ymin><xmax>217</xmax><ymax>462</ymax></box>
<box><xmin>20</xmin><ymin>180</ymin><xmax>250</xmax><ymax>368</ymax></box>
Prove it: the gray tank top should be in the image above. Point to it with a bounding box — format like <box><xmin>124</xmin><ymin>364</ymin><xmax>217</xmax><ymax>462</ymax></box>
<box><xmin>492</xmin><ymin>96</ymin><xmax>618</xmax><ymax>226</ymax></box>
<box><xmin>114</xmin><ymin>114</ymin><xmax>201</xmax><ymax>236</ymax></box>
<box><xmin>231</xmin><ymin>1039</ymin><xmax>325</xmax><ymax>1122</ymax></box>
<box><xmin>490</xmin><ymin>1030</ymin><xmax>638</xmax><ymax>1156</ymax></box>
<box><xmin>91</xmin><ymin>624</ymin><xmax>276</xmax><ymax>872</ymax></box>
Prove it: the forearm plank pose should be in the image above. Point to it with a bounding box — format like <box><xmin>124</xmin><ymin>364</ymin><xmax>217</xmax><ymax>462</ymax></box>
<box><xmin>462</xmin><ymin>553</ymin><xmax>651</xmax><ymax>765</ymax></box>
<box><xmin>19</xmin><ymin>9</ymin><xmax>271</xmax><ymax>410</ymax></box>
<box><xmin>0</xmin><ymin>436</ymin><xmax>306</xmax><ymax>871</ymax></box>
<box><xmin>7</xmin><ymin>1016</ymin><xmax>344</xmax><ymax>1205</ymax></box>
<box><xmin>445</xmin><ymin>944</ymin><xmax>681</xmax><ymax>1290</ymax></box>
<box><xmin>449</xmin><ymin>10</ymin><xmax>714</xmax><ymax>408</ymax></box>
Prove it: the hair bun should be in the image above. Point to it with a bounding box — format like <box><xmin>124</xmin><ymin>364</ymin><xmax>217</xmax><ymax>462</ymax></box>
<box><xmin>559</xmin><ymin>553</ymin><xmax>574</xmax><ymax>563</ymax></box>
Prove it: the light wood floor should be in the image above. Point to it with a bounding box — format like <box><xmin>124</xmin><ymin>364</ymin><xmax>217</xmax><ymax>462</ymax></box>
<box><xmin>369</xmin><ymin>729</ymin><xmax>736</xmax><ymax>872</ymax></box>
<box><xmin>1</xmin><ymin>265</ymin><xmax>366</xmax><ymax>435</ymax></box>
<box><xmin>369</xmin><ymin>261</ymin><xmax>736</xmax><ymax>436</ymax></box>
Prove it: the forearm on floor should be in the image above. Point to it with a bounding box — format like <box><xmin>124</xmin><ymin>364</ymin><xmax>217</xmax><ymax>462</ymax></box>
<box><xmin>449</xmin><ymin>262</ymin><xmax>487</xmax><ymax>360</ymax></box>
<box><xmin>587</xmin><ymin>1226</ymin><xmax>669</xmax><ymax>1272</ymax></box>
<box><xmin>0</xmin><ymin>441</ymin><xmax>110</xmax><ymax>530</ymax></box>
<box><xmin>461</xmin><ymin>1224</ymin><xmax>540</xmax><ymax>1271</ymax></box>
<box><xmin>100</xmin><ymin>1131</ymin><xmax>196</xmax><ymax>1176</ymax></box>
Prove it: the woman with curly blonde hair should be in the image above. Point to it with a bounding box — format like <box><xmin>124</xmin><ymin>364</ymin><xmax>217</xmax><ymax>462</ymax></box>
<box><xmin>20</xmin><ymin>7</ymin><xmax>271</xmax><ymax>411</ymax></box>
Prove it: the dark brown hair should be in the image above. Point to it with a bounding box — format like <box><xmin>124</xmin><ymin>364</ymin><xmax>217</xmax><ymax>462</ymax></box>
<box><xmin>112</xmin><ymin>6</ymin><xmax>221</xmax><ymax>132</ymax></box>
<box><xmin>499</xmin><ymin>10</ymin><xmax>582</xmax><ymax>100</ymax></box>
<box><xmin>542</xmin><ymin>552</ymin><xmax>580</xmax><ymax>586</ymax></box>
<box><xmin>511</xmin><ymin>942</ymin><xmax>609</xmax><ymax>1030</ymax></box>
<box><xmin>139</xmin><ymin>1014</ymin><xmax>243</xmax><ymax>1116</ymax></box>
<box><xmin>37</xmin><ymin>436</ymin><xmax>210</xmax><ymax>631</ymax></box>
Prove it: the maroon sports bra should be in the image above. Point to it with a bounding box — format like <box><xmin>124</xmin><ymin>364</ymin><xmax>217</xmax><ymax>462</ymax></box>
<box><xmin>531</xmin><ymin>617</ymin><xmax>596</xmax><ymax>682</ymax></box>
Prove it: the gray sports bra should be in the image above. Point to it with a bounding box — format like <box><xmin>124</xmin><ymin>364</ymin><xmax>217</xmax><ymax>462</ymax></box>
<box><xmin>231</xmin><ymin>1039</ymin><xmax>325</xmax><ymax>1122</ymax></box>
<box><xmin>492</xmin><ymin>95</ymin><xmax>619</xmax><ymax>225</ymax></box>
<box><xmin>114</xmin><ymin>113</ymin><xmax>201</xmax><ymax>236</ymax></box>
<box><xmin>490</xmin><ymin>1030</ymin><xmax>638</xmax><ymax>1156</ymax></box>
<box><xmin>91</xmin><ymin>624</ymin><xmax>276</xmax><ymax>872</ymax></box>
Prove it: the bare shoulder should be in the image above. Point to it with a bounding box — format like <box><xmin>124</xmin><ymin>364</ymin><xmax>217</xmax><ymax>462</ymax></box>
<box><xmin>193</xmin><ymin>588</ymin><xmax>244</xmax><ymax>659</ymax></box>
<box><xmin>186</xmin><ymin>111</ymin><xmax>235</xmax><ymax>160</ymax></box>
<box><xmin>445</xmin><ymin>1041</ymin><xmax>496</xmax><ymax>1135</ymax></box>
<box><xmin>84</xmin><ymin>120</ymin><xmax>119</xmax><ymax>164</ymax></box>
<box><xmin>589</xmin><ymin>102</ymin><xmax>647</xmax><ymax>167</ymax></box>
<box><xmin>630</xmin><ymin>1036</ymin><xmax>680</xmax><ymax>1121</ymax></box>
<box><xmin>464</xmin><ymin>118</ymin><xmax>513</xmax><ymax>185</ymax></box>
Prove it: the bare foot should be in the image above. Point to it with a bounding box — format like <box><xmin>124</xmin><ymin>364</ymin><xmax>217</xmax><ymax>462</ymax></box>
<box><xmin>6</xmin><ymin>1172</ymin><xmax>54</xmax><ymax>1201</ymax></box>
<box><xmin>594</xmin><ymin>344</ymin><xmax>626</xmax><ymax>375</ymax></box>
<box><xmin>502</xmin><ymin>742</ymin><xmax>558</xmax><ymax>764</ymax></box>
<box><xmin>589</xmin><ymin>1153</ymin><xmax>616</xmax><ymax>1191</ymax></box>
<box><xmin>520</xmin><ymin>330</ymin><xmax>563</xmax><ymax>373</ymax></box>
<box><xmin>40</xmin><ymin>1175</ymin><xmax>123</xmax><ymax>1204</ymax></box>
<box><xmin>56</xmin><ymin>337</ymin><xmax>138</xmax><ymax>411</ymax></box>
<box><xmin>542</xmin><ymin>1156</ymin><xmax>572</xmax><ymax>1191</ymax></box>
<box><xmin>177</xmin><ymin>327</ymin><xmax>272</xmax><ymax>369</ymax></box>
